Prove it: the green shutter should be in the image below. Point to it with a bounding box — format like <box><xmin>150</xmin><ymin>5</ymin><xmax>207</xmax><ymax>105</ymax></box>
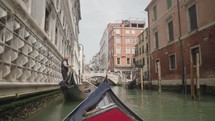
<box><xmin>167</xmin><ymin>0</ymin><xmax>172</xmax><ymax>9</ymax></box>
<box><xmin>153</xmin><ymin>5</ymin><xmax>157</xmax><ymax>21</ymax></box>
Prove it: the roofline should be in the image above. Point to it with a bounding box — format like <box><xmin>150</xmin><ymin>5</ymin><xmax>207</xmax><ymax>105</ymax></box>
<box><xmin>145</xmin><ymin>0</ymin><xmax>156</xmax><ymax>11</ymax></box>
<box><xmin>137</xmin><ymin>27</ymin><xmax>148</xmax><ymax>37</ymax></box>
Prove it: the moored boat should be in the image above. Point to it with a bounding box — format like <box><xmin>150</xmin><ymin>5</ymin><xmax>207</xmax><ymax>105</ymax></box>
<box><xmin>63</xmin><ymin>76</ymin><xmax>143</xmax><ymax>121</ymax></box>
<box><xmin>128</xmin><ymin>78</ymin><xmax>137</xmax><ymax>89</ymax></box>
<box><xmin>59</xmin><ymin>72</ymin><xmax>94</xmax><ymax>101</ymax></box>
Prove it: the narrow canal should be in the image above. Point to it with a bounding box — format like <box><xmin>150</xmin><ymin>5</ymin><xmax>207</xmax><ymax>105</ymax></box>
<box><xmin>25</xmin><ymin>86</ymin><xmax>215</xmax><ymax>121</ymax></box>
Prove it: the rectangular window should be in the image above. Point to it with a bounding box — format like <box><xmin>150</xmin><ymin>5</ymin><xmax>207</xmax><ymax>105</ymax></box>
<box><xmin>117</xmin><ymin>58</ymin><xmax>120</xmax><ymax>64</ymax></box>
<box><xmin>142</xmin><ymin>45</ymin><xmax>144</xmax><ymax>53</ymax></box>
<box><xmin>153</xmin><ymin>5</ymin><xmax>157</xmax><ymax>21</ymax></box>
<box><xmin>131</xmin><ymin>30</ymin><xmax>135</xmax><ymax>34</ymax></box>
<box><xmin>55</xmin><ymin>25</ymin><xmax>58</xmax><ymax>45</ymax></box>
<box><xmin>139</xmin><ymin>36</ymin><xmax>142</xmax><ymax>43</ymax></box>
<box><xmin>167</xmin><ymin>0</ymin><xmax>172</xmax><ymax>9</ymax></box>
<box><xmin>142</xmin><ymin>58</ymin><xmax>145</xmax><ymax>66</ymax></box>
<box><xmin>116</xmin><ymin>38</ymin><xmax>121</xmax><ymax>44</ymax></box>
<box><xmin>133</xmin><ymin>58</ymin><xmax>135</xmax><ymax>64</ymax></box>
<box><xmin>142</xmin><ymin>34</ymin><xmax>144</xmax><ymax>42</ymax></box>
<box><xmin>115</xmin><ymin>29</ymin><xmax>120</xmax><ymax>34</ymax></box>
<box><xmin>146</xmin><ymin>30</ymin><xmax>149</xmax><ymax>39</ymax></box>
<box><xmin>132</xmin><ymin>48</ymin><xmax>135</xmax><ymax>55</ymax></box>
<box><xmin>169</xmin><ymin>54</ymin><xmax>176</xmax><ymax>70</ymax></box>
<box><xmin>126</xmin><ymin>47</ymin><xmax>130</xmax><ymax>54</ymax></box>
<box><xmin>45</xmin><ymin>7</ymin><xmax>51</xmax><ymax>33</ymax></box>
<box><xmin>188</xmin><ymin>4</ymin><xmax>198</xmax><ymax>31</ymax></box>
<box><xmin>138</xmin><ymin>24</ymin><xmax>144</xmax><ymax>28</ymax></box>
<box><xmin>132</xmin><ymin>24</ymin><xmax>137</xmax><ymax>27</ymax></box>
<box><xmin>146</xmin><ymin>43</ymin><xmax>149</xmax><ymax>53</ymax></box>
<box><xmin>126</xmin><ymin>38</ymin><xmax>130</xmax><ymax>44</ymax></box>
<box><xmin>116</xmin><ymin>46</ymin><xmax>121</xmax><ymax>54</ymax></box>
<box><xmin>191</xmin><ymin>46</ymin><xmax>201</xmax><ymax>66</ymax></box>
<box><xmin>127</xmin><ymin>58</ymin><xmax>130</xmax><ymax>65</ymax></box>
<box><xmin>125</xmin><ymin>30</ymin><xmax>130</xmax><ymax>34</ymax></box>
<box><xmin>136</xmin><ymin>48</ymin><xmax>138</xmax><ymax>55</ymax></box>
<box><xmin>132</xmin><ymin>38</ymin><xmax>136</xmax><ymax>44</ymax></box>
<box><xmin>137</xmin><ymin>48</ymin><xmax>139</xmax><ymax>55</ymax></box>
<box><xmin>124</xmin><ymin>21</ymin><xmax>130</xmax><ymax>27</ymax></box>
<box><xmin>168</xmin><ymin>20</ymin><xmax>174</xmax><ymax>42</ymax></box>
<box><xmin>154</xmin><ymin>31</ymin><xmax>159</xmax><ymax>49</ymax></box>
<box><xmin>155</xmin><ymin>59</ymin><xmax>160</xmax><ymax>73</ymax></box>
<box><xmin>139</xmin><ymin>48</ymin><xmax>141</xmax><ymax>55</ymax></box>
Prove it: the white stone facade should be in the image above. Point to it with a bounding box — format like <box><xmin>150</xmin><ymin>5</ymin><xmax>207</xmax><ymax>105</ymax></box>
<box><xmin>79</xmin><ymin>44</ymin><xmax>84</xmax><ymax>74</ymax></box>
<box><xmin>89</xmin><ymin>53</ymin><xmax>100</xmax><ymax>72</ymax></box>
<box><xmin>99</xmin><ymin>28</ymin><xmax>108</xmax><ymax>71</ymax></box>
<box><xmin>0</xmin><ymin>0</ymin><xmax>81</xmax><ymax>97</ymax></box>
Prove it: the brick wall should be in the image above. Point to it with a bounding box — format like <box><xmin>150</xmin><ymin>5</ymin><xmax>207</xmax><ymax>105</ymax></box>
<box><xmin>151</xmin><ymin>41</ymin><xmax>182</xmax><ymax>81</ymax></box>
<box><xmin>150</xmin><ymin>25</ymin><xmax>215</xmax><ymax>85</ymax></box>
<box><xmin>183</xmin><ymin>25</ymin><xmax>215</xmax><ymax>79</ymax></box>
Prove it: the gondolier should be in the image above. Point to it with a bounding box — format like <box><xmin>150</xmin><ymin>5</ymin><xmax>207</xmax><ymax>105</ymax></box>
<box><xmin>61</xmin><ymin>56</ymin><xmax>73</xmax><ymax>80</ymax></box>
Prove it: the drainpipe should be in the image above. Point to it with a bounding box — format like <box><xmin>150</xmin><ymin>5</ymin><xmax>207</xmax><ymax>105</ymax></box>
<box><xmin>177</xmin><ymin>0</ymin><xmax>186</xmax><ymax>93</ymax></box>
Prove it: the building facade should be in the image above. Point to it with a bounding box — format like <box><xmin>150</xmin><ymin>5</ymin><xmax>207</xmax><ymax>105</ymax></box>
<box><xmin>108</xmin><ymin>20</ymin><xmax>144</xmax><ymax>78</ymax></box>
<box><xmin>135</xmin><ymin>28</ymin><xmax>150</xmax><ymax>81</ymax></box>
<box><xmin>98</xmin><ymin>28</ymin><xmax>108</xmax><ymax>71</ymax></box>
<box><xmin>89</xmin><ymin>52</ymin><xmax>100</xmax><ymax>72</ymax></box>
<box><xmin>145</xmin><ymin>0</ymin><xmax>215</xmax><ymax>89</ymax></box>
<box><xmin>0</xmin><ymin>0</ymin><xmax>81</xmax><ymax>97</ymax></box>
<box><xmin>79</xmin><ymin>44</ymin><xmax>85</xmax><ymax>74</ymax></box>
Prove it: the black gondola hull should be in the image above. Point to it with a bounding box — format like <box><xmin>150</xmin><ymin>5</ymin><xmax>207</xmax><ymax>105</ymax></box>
<box><xmin>59</xmin><ymin>73</ymin><xmax>91</xmax><ymax>101</ymax></box>
<box><xmin>63</xmin><ymin>76</ymin><xmax>143</xmax><ymax>121</ymax></box>
<box><xmin>60</xmin><ymin>85</ymin><xmax>88</xmax><ymax>101</ymax></box>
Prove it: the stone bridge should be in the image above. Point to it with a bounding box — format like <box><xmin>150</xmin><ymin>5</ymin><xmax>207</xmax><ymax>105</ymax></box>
<box><xmin>84</xmin><ymin>72</ymin><xmax>125</xmax><ymax>85</ymax></box>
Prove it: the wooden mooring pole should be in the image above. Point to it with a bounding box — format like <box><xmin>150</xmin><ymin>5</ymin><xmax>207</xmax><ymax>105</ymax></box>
<box><xmin>141</xmin><ymin>68</ymin><xmax>143</xmax><ymax>90</ymax></box>
<box><xmin>184</xmin><ymin>66</ymin><xmax>187</xmax><ymax>94</ymax></box>
<box><xmin>157</xmin><ymin>62</ymin><xmax>162</xmax><ymax>93</ymax></box>
<box><xmin>196</xmin><ymin>53</ymin><xmax>200</xmax><ymax>99</ymax></box>
<box><xmin>190</xmin><ymin>58</ymin><xmax>195</xmax><ymax>99</ymax></box>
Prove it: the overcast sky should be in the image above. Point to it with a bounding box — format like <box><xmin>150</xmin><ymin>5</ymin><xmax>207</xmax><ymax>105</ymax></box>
<box><xmin>79</xmin><ymin>0</ymin><xmax>151</xmax><ymax>63</ymax></box>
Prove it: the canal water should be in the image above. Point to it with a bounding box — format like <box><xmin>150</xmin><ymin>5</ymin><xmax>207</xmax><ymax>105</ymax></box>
<box><xmin>25</xmin><ymin>86</ymin><xmax>215</xmax><ymax>121</ymax></box>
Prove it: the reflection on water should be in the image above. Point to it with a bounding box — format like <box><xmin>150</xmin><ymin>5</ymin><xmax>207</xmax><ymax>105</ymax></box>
<box><xmin>26</xmin><ymin>87</ymin><xmax>215</xmax><ymax>121</ymax></box>
<box><xmin>111</xmin><ymin>86</ymin><xmax>215</xmax><ymax>121</ymax></box>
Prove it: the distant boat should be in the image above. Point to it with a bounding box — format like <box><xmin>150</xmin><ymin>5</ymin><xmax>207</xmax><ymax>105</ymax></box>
<box><xmin>128</xmin><ymin>78</ymin><xmax>137</xmax><ymax>89</ymax></box>
<box><xmin>59</xmin><ymin>72</ymin><xmax>95</xmax><ymax>101</ymax></box>
<box><xmin>63</xmin><ymin>76</ymin><xmax>143</xmax><ymax>121</ymax></box>
<box><xmin>90</xmin><ymin>79</ymin><xmax>100</xmax><ymax>87</ymax></box>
